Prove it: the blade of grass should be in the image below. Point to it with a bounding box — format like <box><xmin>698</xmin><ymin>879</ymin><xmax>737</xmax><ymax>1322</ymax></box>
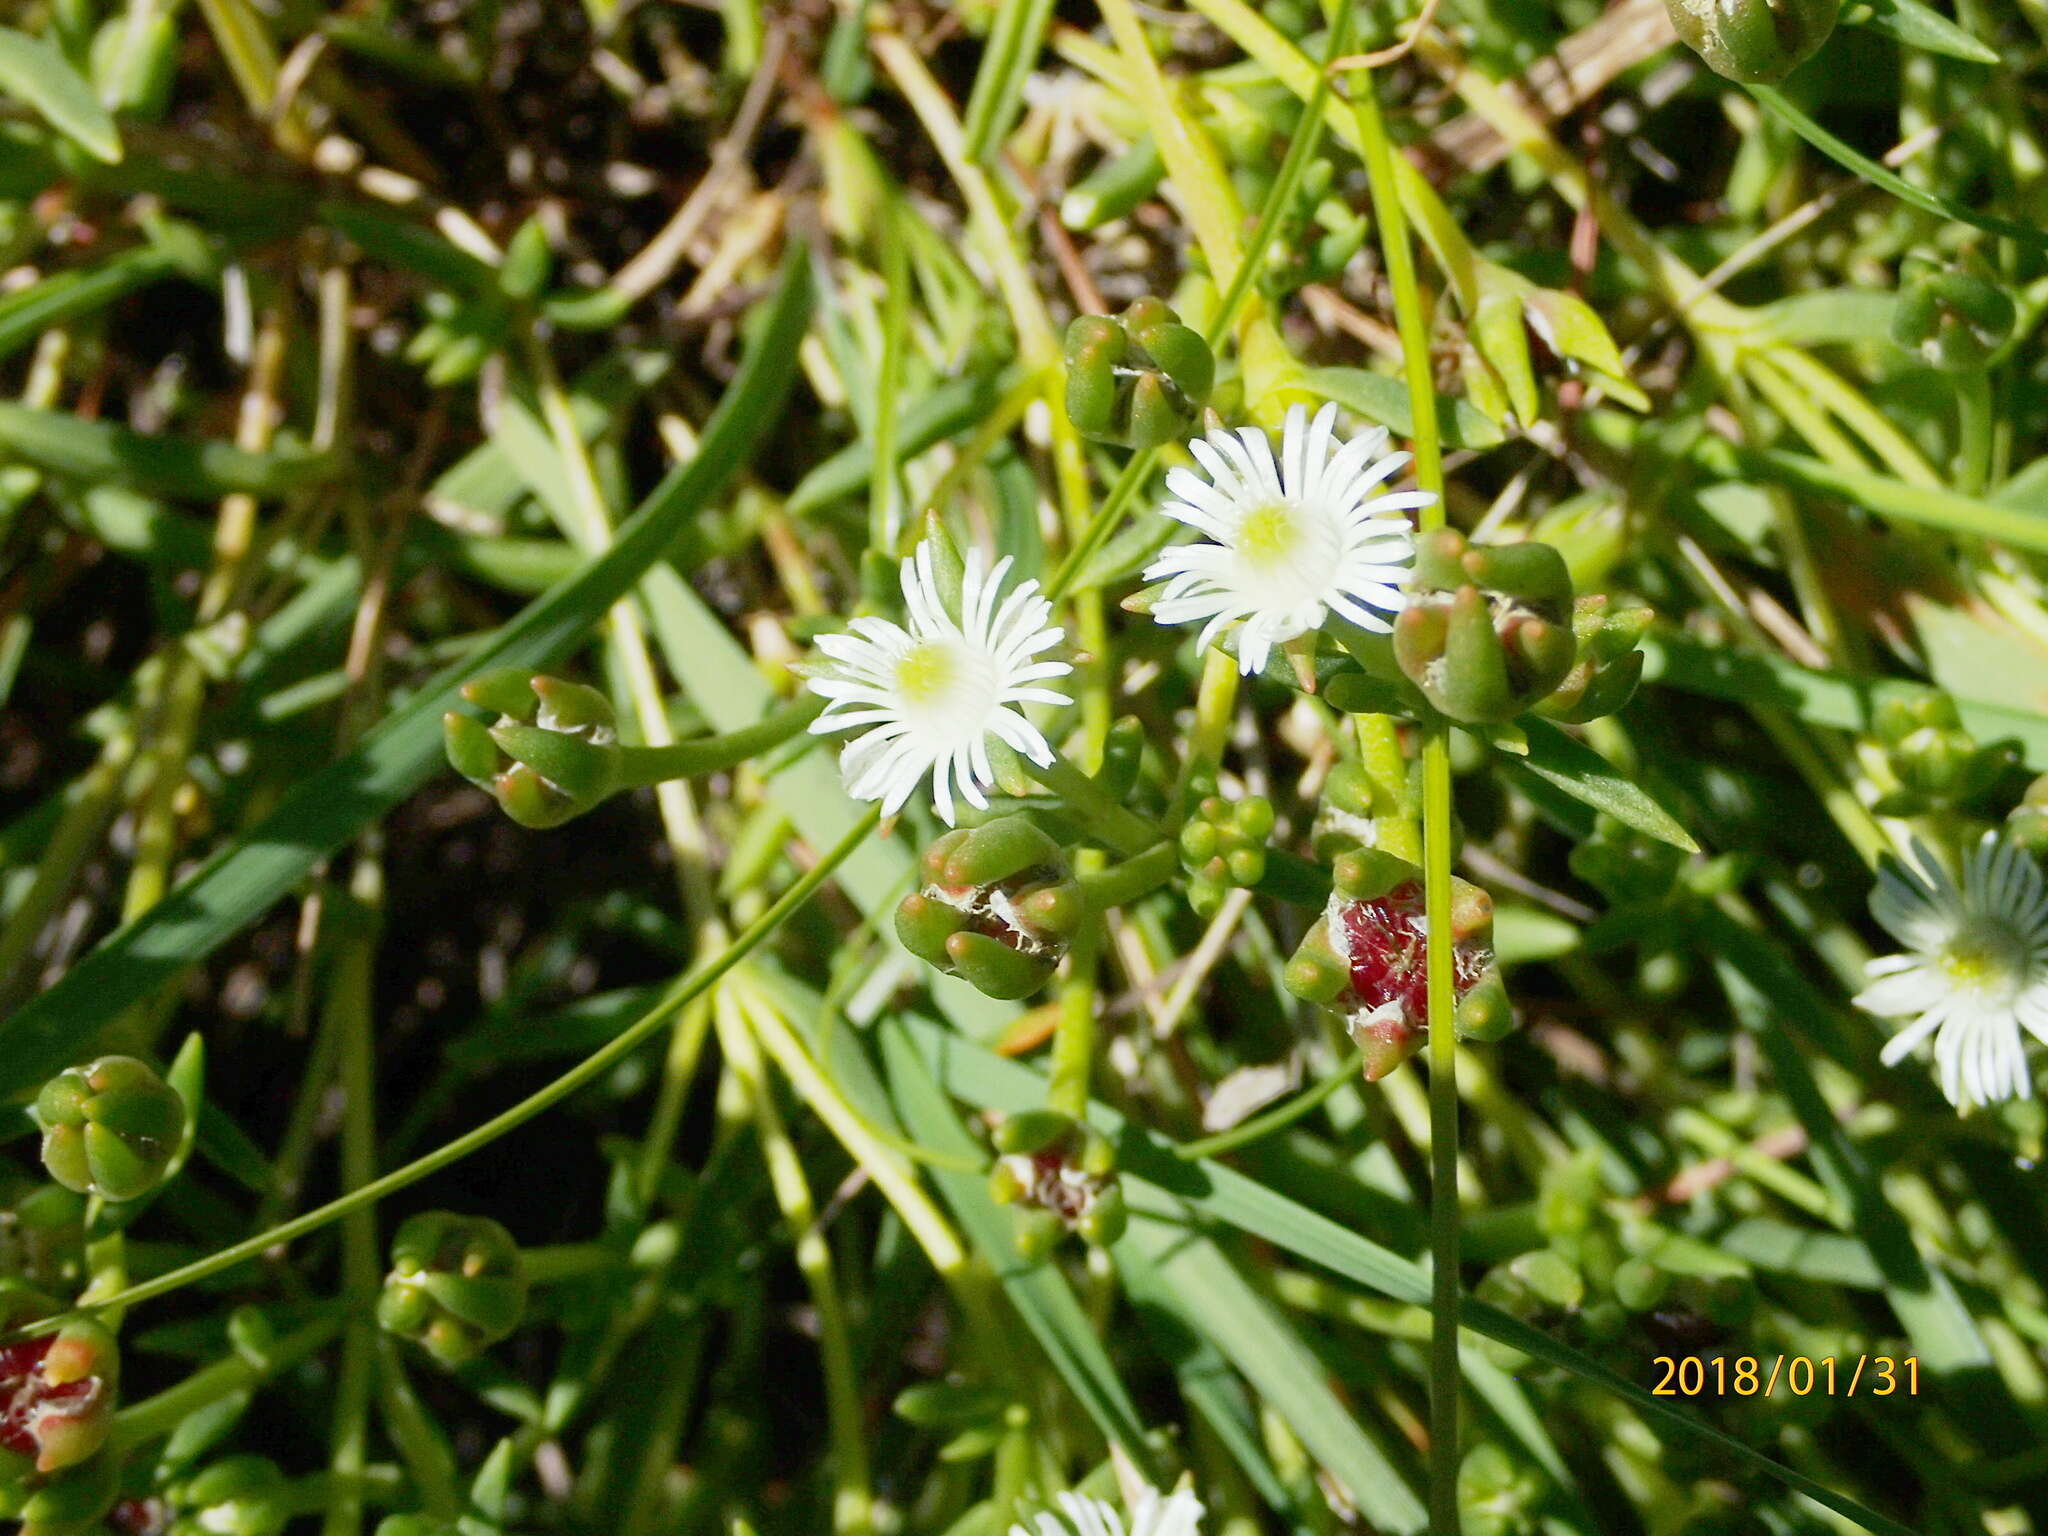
<box><xmin>1117</xmin><ymin>1209</ymin><xmax>1427</xmax><ymax>1532</ymax></box>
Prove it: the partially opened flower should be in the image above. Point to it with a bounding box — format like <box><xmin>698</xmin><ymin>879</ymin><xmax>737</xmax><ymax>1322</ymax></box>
<box><xmin>807</xmin><ymin>540</ymin><xmax>1073</xmax><ymax>824</ymax></box>
<box><xmin>1144</xmin><ymin>402</ymin><xmax>1423</xmax><ymax>677</ymax></box>
<box><xmin>1009</xmin><ymin>1486</ymin><xmax>1205</xmax><ymax>1536</ymax></box>
<box><xmin>1855</xmin><ymin>834</ymin><xmax>2048</xmax><ymax>1109</ymax></box>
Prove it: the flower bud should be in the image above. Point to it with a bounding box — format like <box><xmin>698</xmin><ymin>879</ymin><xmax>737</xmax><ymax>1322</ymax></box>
<box><xmin>1663</xmin><ymin>0</ymin><xmax>1840</xmax><ymax>83</ymax></box>
<box><xmin>1535</xmin><ymin>594</ymin><xmax>1651</xmax><ymax>723</ymax></box>
<box><xmin>2007</xmin><ymin>772</ymin><xmax>2048</xmax><ymax>854</ymax></box>
<box><xmin>1891</xmin><ymin>258</ymin><xmax>2016</xmax><ymax>373</ymax></box>
<box><xmin>32</xmin><ymin>1056</ymin><xmax>186</xmax><ymax>1204</ymax></box>
<box><xmin>1179</xmin><ymin>793</ymin><xmax>1274</xmax><ymax>917</ymax></box>
<box><xmin>1869</xmin><ymin>692</ymin><xmax>2018</xmax><ymax>814</ymax></box>
<box><xmin>13</xmin><ymin>1450</ymin><xmax>119</xmax><ymax>1536</ymax></box>
<box><xmin>445</xmin><ymin>670</ymin><xmax>622</xmax><ymax>830</ymax></box>
<box><xmin>1394</xmin><ymin>531</ymin><xmax>1576</xmax><ymax>724</ymax></box>
<box><xmin>0</xmin><ymin>1182</ymin><xmax>86</xmax><ymax>1293</ymax></box>
<box><xmin>988</xmin><ymin>1112</ymin><xmax>1126</xmax><ymax>1251</ymax></box>
<box><xmin>378</xmin><ymin>1212</ymin><xmax>528</xmax><ymax>1367</ymax></box>
<box><xmin>167</xmin><ymin>1457</ymin><xmax>289</xmax><ymax>1536</ymax></box>
<box><xmin>1064</xmin><ymin>298</ymin><xmax>1214</xmax><ymax>449</ymax></box>
<box><xmin>0</xmin><ymin>1287</ymin><xmax>117</xmax><ymax>1475</ymax></box>
<box><xmin>895</xmin><ymin>816</ymin><xmax>1084</xmax><ymax>1001</ymax></box>
<box><xmin>1567</xmin><ymin>815</ymin><xmax>1687</xmax><ymax>905</ymax></box>
<box><xmin>1458</xmin><ymin>1445</ymin><xmax>1541</xmax><ymax>1536</ymax></box>
<box><xmin>1283</xmin><ymin>851</ymin><xmax>1510</xmax><ymax>1079</ymax></box>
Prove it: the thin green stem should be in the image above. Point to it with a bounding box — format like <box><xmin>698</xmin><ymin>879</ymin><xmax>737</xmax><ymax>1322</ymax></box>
<box><xmin>1340</xmin><ymin>38</ymin><xmax>1459</xmax><ymax>1536</ymax></box>
<box><xmin>613</xmin><ymin>695</ymin><xmax>825</xmax><ymax>789</ymax></box>
<box><xmin>110</xmin><ymin>1315</ymin><xmax>345</xmax><ymax>1450</ymax></box>
<box><xmin>1957</xmin><ymin>370</ymin><xmax>1995</xmax><ymax>497</ymax></box>
<box><xmin>0</xmin><ymin>808</ymin><xmax>882</xmax><ymax>1345</ymax></box>
<box><xmin>1175</xmin><ymin>1051</ymin><xmax>1365</xmax><ymax>1160</ymax></box>
<box><xmin>1078</xmin><ymin>841</ymin><xmax>1179</xmax><ymax>912</ymax></box>
<box><xmin>1023</xmin><ymin>753</ymin><xmax>1159</xmax><ymax>857</ymax></box>
<box><xmin>1047</xmin><ymin>850</ymin><xmax>1105</xmax><ymax>1121</ymax></box>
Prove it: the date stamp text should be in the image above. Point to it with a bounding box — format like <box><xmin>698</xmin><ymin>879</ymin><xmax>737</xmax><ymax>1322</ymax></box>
<box><xmin>1651</xmin><ymin>1355</ymin><xmax>1919</xmax><ymax>1397</ymax></box>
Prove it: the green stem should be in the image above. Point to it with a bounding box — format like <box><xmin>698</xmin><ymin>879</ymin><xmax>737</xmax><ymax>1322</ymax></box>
<box><xmin>1174</xmin><ymin>1051</ymin><xmax>1365</xmax><ymax>1160</ymax></box>
<box><xmin>1023</xmin><ymin>753</ymin><xmax>1158</xmax><ymax>857</ymax></box>
<box><xmin>0</xmin><ymin>808</ymin><xmax>882</xmax><ymax>1344</ymax></box>
<box><xmin>323</xmin><ymin>861</ymin><xmax>382</xmax><ymax>1536</ymax></box>
<box><xmin>1957</xmin><ymin>370</ymin><xmax>1994</xmax><ymax>497</ymax></box>
<box><xmin>109</xmin><ymin>1315</ymin><xmax>345</xmax><ymax>1449</ymax></box>
<box><xmin>1340</xmin><ymin>39</ymin><xmax>1460</xmax><ymax>1536</ymax></box>
<box><xmin>1047</xmin><ymin>851</ymin><xmax>1106</xmax><ymax>1121</ymax></box>
<box><xmin>613</xmin><ymin>695</ymin><xmax>825</xmax><ymax>789</ymax></box>
<box><xmin>1078</xmin><ymin>841</ymin><xmax>1179</xmax><ymax>912</ymax></box>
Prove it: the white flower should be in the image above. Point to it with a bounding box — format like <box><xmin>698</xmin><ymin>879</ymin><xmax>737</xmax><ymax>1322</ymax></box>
<box><xmin>1009</xmin><ymin>1487</ymin><xmax>1205</xmax><ymax>1536</ymax></box>
<box><xmin>806</xmin><ymin>539</ymin><xmax>1072</xmax><ymax>825</ymax></box>
<box><xmin>1143</xmin><ymin>402</ymin><xmax>1424</xmax><ymax>677</ymax></box>
<box><xmin>1854</xmin><ymin>833</ymin><xmax>2048</xmax><ymax>1109</ymax></box>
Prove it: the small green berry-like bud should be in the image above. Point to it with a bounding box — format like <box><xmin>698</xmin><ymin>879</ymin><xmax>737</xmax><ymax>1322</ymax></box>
<box><xmin>1892</xmin><ymin>257</ymin><xmax>2016</xmax><ymax>373</ymax></box>
<box><xmin>1395</xmin><ymin>531</ymin><xmax>1576</xmax><ymax>724</ymax></box>
<box><xmin>1664</xmin><ymin>0</ymin><xmax>1840</xmax><ymax>82</ymax></box>
<box><xmin>445</xmin><ymin>670</ymin><xmax>622</xmax><ymax>830</ymax></box>
<box><xmin>378</xmin><ymin>1212</ymin><xmax>528</xmax><ymax>1367</ymax></box>
<box><xmin>896</xmin><ymin>816</ymin><xmax>1083</xmax><ymax>1001</ymax></box>
<box><xmin>1179</xmin><ymin>793</ymin><xmax>1273</xmax><ymax>913</ymax></box>
<box><xmin>1063</xmin><ymin>298</ymin><xmax>1213</xmax><ymax>449</ymax></box>
<box><xmin>1536</xmin><ymin>594</ymin><xmax>1651</xmax><ymax>724</ymax></box>
<box><xmin>15</xmin><ymin>1448</ymin><xmax>119</xmax><ymax>1536</ymax></box>
<box><xmin>32</xmin><ymin>1056</ymin><xmax>186</xmax><ymax>1203</ymax></box>
<box><xmin>1869</xmin><ymin>691</ymin><xmax>2018</xmax><ymax>814</ymax></box>
<box><xmin>0</xmin><ymin>1286</ymin><xmax>118</xmax><ymax>1475</ymax></box>
<box><xmin>168</xmin><ymin>1457</ymin><xmax>290</xmax><ymax>1536</ymax></box>
<box><xmin>2008</xmin><ymin>773</ymin><xmax>2048</xmax><ymax>854</ymax></box>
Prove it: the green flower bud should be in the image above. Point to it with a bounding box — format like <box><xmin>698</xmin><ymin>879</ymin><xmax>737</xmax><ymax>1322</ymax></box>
<box><xmin>168</xmin><ymin>1456</ymin><xmax>289</xmax><ymax>1536</ymax></box>
<box><xmin>1064</xmin><ymin>298</ymin><xmax>1214</xmax><ymax>449</ymax></box>
<box><xmin>14</xmin><ymin>1450</ymin><xmax>119</xmax><ymax>1536</ymax></box>
<box><xmin>988</xmin><ymin>1112</ymin><xmax>1124</xmax><ymax>1251</ymax></box>
<box><xmin>1664</xmin><ymin>0</ymin><xmax>1840</xmax><ymax>83</ymax></box>
<box><xmin>1394</xmin><ymin>531</ymin><xmax>1576</xmax><ymax>724</ymax></box>
<box><xmin>1180</xmin><ymin>793</ymin><xmax>1273</xmax><ymax>916</ymax></box>
<box><xmin>0</xmin><ymin>1287</ymin><xmax>118</xmax><ymax>1476</ymax></box>
<box><xmin>1568</xmin><ymin>815</ymin><xmax>1687</xmax><ymax>905</ymax></box>
<box><xmin>378</xmin><ymin>1212</ymin><xmax>528</xmax><ymax>1367</ymax></box>
<box><xmin>1535</xmin><ymin>594</ymin><xmax>1651</xmax><ymax>723</ymax></box>
<box><xmin>1612</xmin><ymin>1257</ymin><xmax>1670</xmax><ymax>1312</ymax></box>
<box><xmin>1458</xmin><ymin>1444</ymin><xmax>1541</xmax><ymax>1536</ymax></box>
<box><xmin>32</xmin><ymin>1056</ymin><xmax>187</xmax><ymax>1203</ymax></box>
<box><xmin>0</xmin><ymin>1181</ymin><xmax>85</xmax><ymax>1292</ymax></box>
<box><xmin>445</xmin><ymin>669</ymin><xmax>622</xmax><ymax>830</ymax></box>
<box><xmin>1283</xmin><ymin>854</ymin><xmax>1510</xmax><ymax>1078</ymax></box>
<box><xmin>1869</xmin><ymin>691</ymin><xmax>2018</xmax><ymax>814</ymax></box>
<box><xmin>1891</xmin><ymin>257</ymin><xmax>2016</xmax><ymax>372</ymax></box>
<box><xmin>2007</xmin><ymin>772</ymin><xmax>2048</xmax><ymax>854</ymax></box>
<box><xmin>895</xmin><ymin>816</ymin><xmax>1084</xmax><ymax>1000</ymax></box>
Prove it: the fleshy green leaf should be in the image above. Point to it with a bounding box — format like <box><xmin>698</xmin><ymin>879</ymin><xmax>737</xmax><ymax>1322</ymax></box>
<box><xmin>0</xmin><ymin>26</ymin><xmax>122</xmax><ymax>163</ymax></box>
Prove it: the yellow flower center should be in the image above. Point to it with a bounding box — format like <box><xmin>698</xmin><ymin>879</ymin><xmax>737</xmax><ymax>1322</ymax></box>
<box><xmin>1238</xmin><ymin>502</ymin><xmax>1303</xmax><ymax>567</ymax></box>
<box><xmin>1941</xmin><ymin>923</ymin><xmax>2025</xmax><ymax>992</ymax></box>
<box><xmin>894</xmin><ymin>642</ymin><xmax>957</xmax><ymax>707</ymax></box>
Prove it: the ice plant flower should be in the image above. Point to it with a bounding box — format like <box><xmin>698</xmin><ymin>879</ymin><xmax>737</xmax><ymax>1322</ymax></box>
<box><xmin>1009</xmin><ymin>1486</ymin><xmax>1205</xmax><ymax>1536</ymax></box>
<box><xmin>1144</xmin><ymin>402</ymin><xmax>1423</xmax><ymax>677</ymax></box>
<box><xmin>807</xmin><ymin>540</ymin><xmax>1072</xmax><ymax>824</ymax></box>
<box><xmin>1855</xmin><ymin>834</ymin><xmax>2048</xmax><ymax>1109</ymax></box>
